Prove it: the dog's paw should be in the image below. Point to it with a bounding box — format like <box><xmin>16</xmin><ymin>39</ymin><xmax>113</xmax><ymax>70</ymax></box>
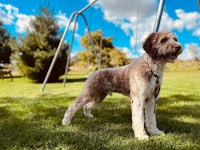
<box><xmin>62</xmin><ymin>118</ymin><xmax>71</xmax><ymax>126</ymax></box>
<box><xmin>84</xmin><ymin>112</ymin><xmax>94</xmax><ymax>118</ymax></box>
<box><xmin>148</xmin><ymin>128</ymin><xmax>163</xmax><ymax>136</ymax></box>
<box><xmin>136</xmin><ymin>134</ymin><xmax>149</xmax><ymax>140</ymax></box>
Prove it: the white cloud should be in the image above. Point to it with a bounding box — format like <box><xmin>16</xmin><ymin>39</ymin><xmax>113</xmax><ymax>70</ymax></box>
<box><xmin>74</xmin><ymin>33</ymin><xmax>81</xmax><ymax>40</ymax></box>
<box><xmin>0</xmin><ymin>3</ymin><xmax>18</xmax><ymax>24</ymax></box>
<box><xmin>121</xmin><ymin>22</ymin><xmax>133</xmax><ymax>36</ymax></box>
<box><xmin>176</xmin><ymin>9</ymin><xmax>200</xmax><ymax>30</ymax></box>
<box><xmin>0</xmin><ymin>3</ymin><xmax>34</xmax><ymax>33</ymax></box>
<box><xmin>55</xmin><ymin>11</ymin><xmax>68</xmax><ymax>27</ymax></box>
<box><xmin>71</xmin><ymin>51</ymin><xmax>78</xmax><ymax>58</ymax></box>
<box><xmin>193</xmin><ymin>28</ymin><xmax>200</xmax><ymax>37</ymax></box>
<box><xmin>120</xmin><ymin>47</ymin><xmax>134</xmax><ymax>59</ymax></box>
<box><xmin>94</xmin><ymin>0</ymin><xmax>158</xmax><ymax>24</ymax></box>
<box><xmin>15</xmin><ymin>14</ymin><xmax>34</xmax><ymax>33</ymax></box>
<box><xmin>55</xmin><ymin>11</ymin><xmax>79</xmax><ymax>31</ymax></box>
<box><xmin>160</xmin><ymin>9</ymin><xmax>200</xmax><ymax>36</ymax></box>
<box><xmin>0</xmin><ymin>3</ymin><xmax>76</xmax><ymax>34</ymax></box>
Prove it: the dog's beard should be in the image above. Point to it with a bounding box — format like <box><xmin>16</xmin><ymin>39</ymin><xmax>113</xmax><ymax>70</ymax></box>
<box><xmin>165</xmin><ymin>54</ymin><xmax>180</xmax><ymax>62</ymax></box>
<box><xmin>166</xmin><ymin>56</ymin><xmax>177</xmax><ymax>62</ymax></box>
<box><xmin>166</xmin><ymin>53</ymin><xmax>179</xmax><ymax>62</ymax></box>
<box><xmin>160</xmin><ymin>46</ymin><xmax>182</xmax><ymax>62</ymax></box>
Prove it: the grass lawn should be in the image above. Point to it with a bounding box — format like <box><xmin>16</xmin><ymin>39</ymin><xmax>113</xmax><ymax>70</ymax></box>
<box><xmin>0</xmin><ymin>72</ymin><xmax>200</xmax><ymax>149</ymax></box>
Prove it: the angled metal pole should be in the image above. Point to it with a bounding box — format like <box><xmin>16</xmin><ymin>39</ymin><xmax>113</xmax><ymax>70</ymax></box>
<box><xmin>40</xmin><ymin>12</ymin><xmax>76</xmax><ymax>92</ymax></box>
<box><xmin>153</xmin><ymin>0</ymin><xmax>165</xmax><ymax>32</ymax></box>
<box><xmin>78</xmin><ymin>0</ymin><xmax>98</xmax><ymax>14</ymax></box>
<box><xmin>80</xmin><ymin>13</ymin><xmax>101</xmax><ymax>70</ymax></box>
<box><xmin>63</xmin><ymin>13</ymin><xmax>79</xmax><ymax>87</ymax></box>
<box><xmin>63</xmin><ymin>13</ymin><xmax>101</xmax><ymax>87</ymax></box>
<box><xmin>198</xmin><ymin>0</ymin><xmax>200</xmax><ymax>9</ymax></box>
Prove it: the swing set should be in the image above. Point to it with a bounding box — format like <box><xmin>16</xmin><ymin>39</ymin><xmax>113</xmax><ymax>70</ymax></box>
<box><xmin>40</xmin><ymin>0</ymin><xmax>166</xmax><ymax>92</ymax></box>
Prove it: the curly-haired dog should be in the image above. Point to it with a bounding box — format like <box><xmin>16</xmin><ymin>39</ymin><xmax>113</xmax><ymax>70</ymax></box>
<box><xmin>62</xmin><ymin>31</ymin><xmax>182</xmax><ymax>140</ymax></box>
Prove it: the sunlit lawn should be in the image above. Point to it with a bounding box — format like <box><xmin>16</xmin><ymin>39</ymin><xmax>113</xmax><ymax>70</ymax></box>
<box><xmin>0</xmin><ymin>72</ymin><xmax>199</xmax><ymax>149</ymax></box>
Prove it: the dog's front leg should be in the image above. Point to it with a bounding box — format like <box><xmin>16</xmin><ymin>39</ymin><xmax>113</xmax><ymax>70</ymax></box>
<box><xmin>131</xmin><ymin>96</ymin><xmax>149</xmax><ymax>140</ymax></box>
<box><xmin>145</xmin><ymin>97</ymin><xmax>163</xmax><ymax>136</ymax></box>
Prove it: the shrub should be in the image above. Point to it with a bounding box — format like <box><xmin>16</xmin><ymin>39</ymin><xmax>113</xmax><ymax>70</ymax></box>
<box><xmin>11</xmin><ymin>7</ymin><xmax>68</xmax><ymax>82</ymax></box>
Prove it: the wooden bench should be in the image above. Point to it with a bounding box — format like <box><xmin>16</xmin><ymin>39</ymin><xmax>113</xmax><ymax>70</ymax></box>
<box><xmin>0</xmin><ymin>69</ymin><xmax>13</xmax><ymax>81</ymax></box>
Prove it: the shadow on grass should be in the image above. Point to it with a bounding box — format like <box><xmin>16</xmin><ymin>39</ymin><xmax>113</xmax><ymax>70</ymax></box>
<box><xmin>58</xmin><ymin>76</ymin><xmax>87</xmax><ymax>83</ymax></box>
<box><xmin>0</xmin><ymin>94</ymin><xmax>199</xmax><ymax>149</ymax></box>
<box><xmin>0</xmin><ymin>95</ymin><xmax>112</xmax><ymax>149</ymax></box>
<box><xmin>65</xmin><ymin>77</ymin><xmax>87</xmax><ymax>83</ymax></box>
<box><xmin>157</xmin><ymin>95</ymin><xmax>200</xmax><ymax>135</ymax></box>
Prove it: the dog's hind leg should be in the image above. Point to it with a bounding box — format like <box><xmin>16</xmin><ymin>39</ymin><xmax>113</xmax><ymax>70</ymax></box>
<box><xmin>83</xmin><ymin>101</ymin><xmax>97</xmax><ymax>118</ymax></box>
<box><xmin>83</xmin><ymin>93</ymin><xmax>106</xmax><ymax>118</ymax></box>
<box><xmin>62</xmin><ymin>96</ymin><xmax>89</xmax><ymax>126</ymax></box>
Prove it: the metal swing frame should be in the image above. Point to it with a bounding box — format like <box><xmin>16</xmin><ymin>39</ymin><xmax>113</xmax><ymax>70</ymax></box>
<box><xmin>40</xmin><ymin>0</ymin><xmax>165</xmax><ymax>92</ymax></box>
<box><xmin>40</xmin><ymin>0</ymin><xmax>100</xmax><ymax>92</ymax></box>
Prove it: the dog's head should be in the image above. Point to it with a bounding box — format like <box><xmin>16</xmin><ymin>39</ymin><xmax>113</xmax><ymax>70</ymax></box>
<box><xmin>143</xmin><ymin>31</ymin><xmax>182</xmax><ymax>62</ymax></box>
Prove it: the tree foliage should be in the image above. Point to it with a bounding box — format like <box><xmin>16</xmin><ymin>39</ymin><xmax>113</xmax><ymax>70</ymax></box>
<box><xmin>11</xmin><ymin>7</ymin><xmax>68</xmax><ymax>82</ymax></box>
<box><xmin>0</xmin><ymin>21</ymin><xmax>12</xmax><ymax>63</ymax></box>
<box><xmin>73</xmin><ymin>30</ymin><xmax>129</xmax><ymax>71</ymax></box>
<box><xmin>188</xmin><ymin>44</ymin><xmax>200</xmax><ymax>61</ymax></box>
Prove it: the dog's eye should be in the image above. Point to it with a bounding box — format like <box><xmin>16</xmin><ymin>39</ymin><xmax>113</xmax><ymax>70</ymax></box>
<box><xmin>173</xmin><ymin>37</ymin><xmax>178</xmax><ymax>41</ymax></box>
<box><xmin>160</xmin><ymin>37</ymin><xmax>168</xmax><ymax>43</ymax></box>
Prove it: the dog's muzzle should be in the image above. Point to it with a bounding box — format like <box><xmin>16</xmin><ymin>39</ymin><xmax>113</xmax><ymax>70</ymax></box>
<box><xmin>167</xmin><ymin>45</ymin><xmax>182</xmax><ymax>62</ymax></box>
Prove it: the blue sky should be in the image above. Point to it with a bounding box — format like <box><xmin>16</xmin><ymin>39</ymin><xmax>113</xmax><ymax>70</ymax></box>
<box><xmin>0</xmin><ymin>0</ymin><xmax>200</xmax><ymax>60</ymax></box>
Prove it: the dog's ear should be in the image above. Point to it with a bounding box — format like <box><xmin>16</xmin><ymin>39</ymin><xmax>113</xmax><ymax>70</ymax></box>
<box><xmin>143</xmin><ymin>32</ymin><xmax>157</xmax><ymax>54</ymax></box>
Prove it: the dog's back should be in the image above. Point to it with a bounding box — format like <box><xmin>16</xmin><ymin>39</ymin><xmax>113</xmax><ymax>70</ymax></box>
<box><xmin>84</xmin><ymin>66</ymin><xmax>130</xmax><ymax>97</ymax></box>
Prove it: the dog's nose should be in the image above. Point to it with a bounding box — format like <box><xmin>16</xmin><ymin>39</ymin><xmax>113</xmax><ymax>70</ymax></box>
<box><xmin>175</xmin><ymin>46</ymin><xmax>181</xmax><ymax>52</ymax></box>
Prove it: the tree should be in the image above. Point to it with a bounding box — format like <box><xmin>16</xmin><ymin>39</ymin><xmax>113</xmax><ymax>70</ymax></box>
<box><xmin>188</xmin><ymin>44</ymin><xmax>200</xmax><ymax>61</ymax></box>
<box><xmin>73</xmin><ymin>30</ymin><xmax>129</xmax><ymax>71</ymax></box>
<box><xmin>11</xmin><ymin>7</ymin><xmax>68</xmax><ymax>82</ymax></box>
<box><xmin>0</xmin><ymin>21</ymin><xmax>12</xmax><ymax>63</ymax></box>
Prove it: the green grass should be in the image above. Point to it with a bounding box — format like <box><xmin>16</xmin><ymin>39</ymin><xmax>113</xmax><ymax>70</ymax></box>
<box><xmin>0</xmin><ymin>72</ymin><xmax>200</xmax><ymax>150</ymax></box>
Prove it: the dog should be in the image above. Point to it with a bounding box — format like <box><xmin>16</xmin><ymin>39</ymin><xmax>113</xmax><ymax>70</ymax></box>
<box><xmin>62</xmin><ymin>31</ymin><xmax>182</xmax><ymax>140</ymax></box>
